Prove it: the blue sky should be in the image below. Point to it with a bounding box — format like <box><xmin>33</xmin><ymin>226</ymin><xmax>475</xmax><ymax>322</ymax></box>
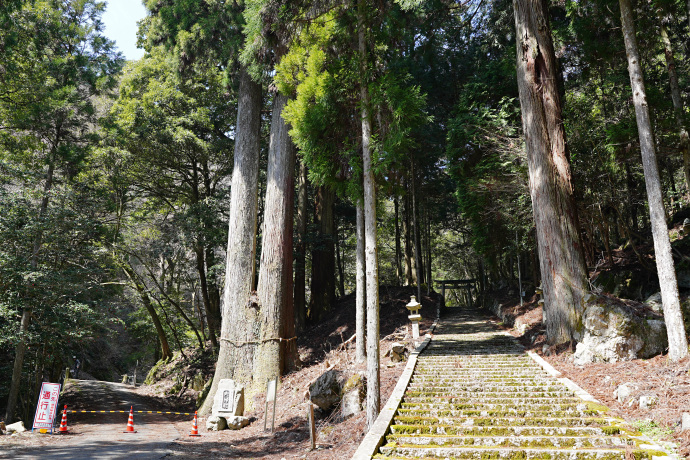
<box><xmin>101</xmin><ymin>0</ymin><xmax>148</xmax><ymax>61</ymax></box>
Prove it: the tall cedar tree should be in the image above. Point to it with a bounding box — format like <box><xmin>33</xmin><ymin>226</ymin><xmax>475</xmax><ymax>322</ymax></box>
<box><xmin>512</xmin><ymin>0</ymin><xmax>590</xmax><ymax>344</ymax></box>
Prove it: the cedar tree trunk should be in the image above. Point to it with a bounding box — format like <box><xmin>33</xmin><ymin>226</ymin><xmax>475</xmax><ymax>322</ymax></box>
<box><xmin>513</xmin><ymin>0</ymin><xmax>589</xmax><ymax>344</ymax></box>
<box><xmin>201</xmin><ymin>69</ymin><xmax>262</xmax><ymax>415</ymax></box>
<box><xmin>253</xmin><ymin>92</ymin><xmax>297</xmax><ymax>387</ymax></box>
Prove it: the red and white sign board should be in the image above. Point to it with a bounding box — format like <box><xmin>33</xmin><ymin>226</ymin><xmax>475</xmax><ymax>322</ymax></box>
<box><xmin>32</xmin><ymin>382</ymin><xmax>61</xmax><ymax>432</ymax></box>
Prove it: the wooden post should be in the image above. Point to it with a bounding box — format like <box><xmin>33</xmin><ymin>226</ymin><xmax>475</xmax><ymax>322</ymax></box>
<box><xmin>440</xmin><ymin>282</ymin><xmax>446</xmax><ymax>316</ymax></box>
<box><xmin>308</xmin><ymin>403</ymin><xmax>316</xmax><ymax>450</ymax></box>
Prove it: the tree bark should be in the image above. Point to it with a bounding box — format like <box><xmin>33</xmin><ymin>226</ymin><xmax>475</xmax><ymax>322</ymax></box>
<box><xmin>359</xmin><ymin>0</ymin><xmax>380</xmax><ymax>430</ymax></box>
<box><xmin>335</xmin><ymin>220</ymin><xmax>345</xmax><ymax>297</ymax></box>
<box><xmin>619</xmin><ymin>0</ymin><xmax>688</xmax><ymax>361</ymax></box>
<box><xmin>411</xmin><ymin>160</ymin><xmax>423</xmax><ymax>299</ymax></box>
<box><xmin>253</xmin><ymin>92</ymin><xmax>297</xmax><ymax>388</ymax></box>
<box><xmin>201</xmin><ymin>69</ymin><xmax>262</xmax><ymax>415</ymax></box>
<box><xmin>356</xmin><ymin>204</ymin><xmax>366</xmax><ymax>363</ymax></box>
<box><xmin>513</xmin><ymin>0</ymin><xmax>589</xmax><ymax>344</ymax></box>
<box><xmin>403</xmin><ymin>191</ymin><xmax>413</xmax><ymax>285</ymax></box>
<box><xmin>309</xmin><ymin>185</ymin><xmax>335</xmax><ymax>322</ymax></box>
<box><xmin>294</xmin><ymin>159</ymin><xmax>308</xmax><ymax>332</ymax></box>
<box><xmin>659</xmin><ymin>23</ymin><xmax>690</xmax><ymax>197</ymax></box>
<box><xmin>394</xmin><ymin>196</ymin><xmax>402</xmax><ymax>285</ymax></box>
<box><xmin>425</xmin><ymin>208</ymin><xmax>432</xmax><ymax>295</ymax></box>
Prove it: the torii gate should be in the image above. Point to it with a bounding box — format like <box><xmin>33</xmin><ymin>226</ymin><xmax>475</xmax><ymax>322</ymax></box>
<box><xmin>435</xmin><ymin>279</ymin><xmax>477</xmax><ymax>314</ymax></box>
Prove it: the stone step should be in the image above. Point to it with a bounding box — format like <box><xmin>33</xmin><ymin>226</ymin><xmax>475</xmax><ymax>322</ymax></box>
<box><xmin>400</xmin><ymin>402</ymin><xmax>584</xmax><ymax>411</ymax></box>
<box><xmin>365</xmin><ymin>308</ymin><xmax>665</xmax><ymax>460</ymax></box>
<box><xmin>393</xmin><ymin>415</ymin><xmax>615</xmax><ymax>427</ymax></box>
<box><xmin>402</xmin><ymin>395</ymin><xmax>582</xmax><ymax>404</ymax></box>
<box><xmin>404</xmin><ymin>389</ymin><xmax>574</xmax><ymax>398</ymax></box>
<box><xmin>388</xmin><ymin>424</ymin><xmax>621</xmax><ymax>437</ymax></box>
<box><xmin>385</xmin><ymin>434</ymin><xmax>630</xmax><ymax>449</ymax></box>
<box><xmin>375</xmin><ymin>446</ymin><xmax>652</xmax><ymax>459</ymax></box>
<box><xmin>396</xmin><ymin>407</ymin><xmax>599</xmax><ymax>418</ymax></box>
<box><xmin>406</xmin><ymin>383</ymin><xmax>563</xmax><ymax>392</ymax></box>
<box><xmin>410</xmin><ymin>374</ymin><xmax>549</xmax><ymax>381</ymax></box>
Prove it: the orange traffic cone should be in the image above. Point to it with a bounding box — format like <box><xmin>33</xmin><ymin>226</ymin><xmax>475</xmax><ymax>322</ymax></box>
<box><xmin>189</xmin><ymin>411</ymin><xmax>201</xmax><ymax>437</ymax></box>
<box><xmin>123</xmin><ymin>406</ymin><xmax>137</xmax><ymax>433</ymax></box>
<box><xmin>58</xmin><ymin>405</ymin><xmax>69</xmax><ymax>434</ymax></box>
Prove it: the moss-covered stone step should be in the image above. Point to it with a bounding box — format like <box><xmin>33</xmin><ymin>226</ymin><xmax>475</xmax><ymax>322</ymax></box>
<box><xmin>374</xmin><ymin>446</ymin><xmax>655</xmax><ymax>459</ymax></box>
<box><xmin>401</xmin><ymin>396</ymin><xmax>583</xmax><ymax>406</ymax></box>
<box><xmin>416</xmin><ymin>360</ymin><xmax>534</xmax><ymax>366</ymax></box>
<box><xmin>413</xmin><ymin>369</ymin><xmax>554</xmax><ymax>381</ymax></box>
<box><xmin>404</xmin><ymin>390</ymin><xmax>574</xmax><ymax>398</ymax></box>
<box><xmin>406</xmin><ymin>383</ymin><xmax>563</xmax><ymax>392</ymax></box>
<box><xmin>385</xmin><ymin>434</ymin><xmax>629</xmax><ymax>449</ymax></box>
<box><xmin>395</xmin><ymin>407</ymin><xmax>599</xmax><ymax>418</ymax></box>
<box><xmin>392</xmin><ymin>415</ymin><xmax>616</xmax><ymax>427</ymax></box>
<box><xmin>399</xmin><ymin>402</ymin><xmax>583</xmax><ymax>411</ymax></box>
<box><xmin>388</xmin><ymin>424</ymin><xmax>621</xmax><ymax>437</ymax></box>
<box><xmin>420</xmin><ymin>356</ymin><xmax>533</xmax><ymax>365</ymax></box>
<box><xmin>411</xmin><ymin>372</ymin><xmax>548</xmax><ymax>379</ymax></box>
<box><xmin>412</xmin><ymin>372</ymin><xmax>551</xmax><ymax>379</ymax></box>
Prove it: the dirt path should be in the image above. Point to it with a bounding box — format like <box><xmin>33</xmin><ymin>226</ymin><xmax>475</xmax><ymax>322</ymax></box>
<box><xmin>0</xmin><ymin>379</ymin><xmax>183</xmax><ymax>460</ymax></box>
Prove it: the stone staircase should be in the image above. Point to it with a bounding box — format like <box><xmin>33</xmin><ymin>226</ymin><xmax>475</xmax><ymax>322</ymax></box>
<box><xmin>373</xmin><ymin>308</ymin><xmax>671</xmax><ymax>460</ymax></box>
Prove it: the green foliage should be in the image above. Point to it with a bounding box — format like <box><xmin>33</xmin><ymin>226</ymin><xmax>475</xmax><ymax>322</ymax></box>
<box><xmin>275</xmin><ymin>6</ymin><xmax>430</xmax><ymax>202</ymax></box>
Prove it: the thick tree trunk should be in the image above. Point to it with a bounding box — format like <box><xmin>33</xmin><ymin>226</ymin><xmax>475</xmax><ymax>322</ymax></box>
<box><xmin>513</xmin><ymin>0</ymin><xmax>589</xmax><ymax>344</ymax></box>
<box><xmin>310</xmin><ymin>186</ymin><xmax>336</xmax><ymax>322</ymax></box>
<box><xmin>403</xmin><ymin>192</ymin><xmax>414</xmax><ymax>285</ymax></box>
<box><xmin>411</xmin><ymin>161</ymin><xmax>423</xmax><ymax>299</ymax></box>
<box><xmin>425</xmin><ymin>208</ymin><xmax>432</xmax><ymax>294</ymax></box>
<box><xmin>201</xmin><ymin>69</ymin><xmax>262</xmax><ymax>415</ymax></box>
<box><xmin>294</xmin><ymin>160</ymin><xmax>308</xmax><ymax>332</ymax></box>
<box><xmin>359</xmin><ymin>0</ymin><xmax>380</xmax><ymax>429</ymax></box>
<box><xmin>356</xmin><ymin>204</ymin><xmax>367</xmax><ymax>363</ymax></box>
<box><xmin>253</xmin><ymin>93</ymin><xmax>297</xmax><ymax>388</ymax></box>
<box><xmin>394</xmin><ymin>196</ymin><xmax>402</xmax><ymax>285</ymax></box>
<box><xmin>335</xmin><ymin>221</ymin><xmax>345</xmax><ymax>297</ymax></box>
<box><xmin>619</xmin><ymin>0</ymin><xmax>688</xmax><ymax>361</ymax></box>
<box><xmin>660</xmin><ymin>23</ymin><xmax>690</xmax><ymax>197</ymax></box>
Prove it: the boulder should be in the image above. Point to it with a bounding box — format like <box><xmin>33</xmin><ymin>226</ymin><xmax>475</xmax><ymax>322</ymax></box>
<box><xmin>225</xmin><ymin>416</ymin><xmax>250</xmax><ymax>430</ymax></box>
<box><xmin>682</xmin><ymin>413</ymin><xmax>690</xmax><ymax>432</ymax></box>
<box><xmin>644</xmin><ymin>292</ymin><xmax>663</xmax><ymax>313</ymax></box>
<box><xmin>613</xmin><ymin>383</ymin><xmax>637</xmax><ymax>404</ymax></box>
<box><xmin>309</xmin><ymin>369</ymin><xmax>342</xmax><ymax>411</ymax></box>
<box><xmin>206</xmin><ymin>415</ymin><xmax>227</xmax><ymax>431</ymax></box>
<box><xmin>341</xmin><ymin>373</ymin><xmax>366</xmax><ymax>418</ymax></box>
<box><xmin>390</xmin><ymin>342</ymin><xmax>407</xmax><ymax>362</ymax></box>
<box><xmin>573</xmin><ymin>296</ymin><xmax>667</xmax><ymax>365</ymax></box>
<box><xmin>5</xmin><ymin>421</ymin><xmax>25</xmax><ymax>434</ymax></box>
<box><xmin>639</xmin><ymin>394</ymin><xmax>658</xmax><ymax>410</ymax></box>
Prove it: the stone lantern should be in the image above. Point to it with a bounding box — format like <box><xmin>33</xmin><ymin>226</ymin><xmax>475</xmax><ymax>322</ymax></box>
<box><xmin>535</xmin><ymin>283</ymin><xmax>544</xmax><ymax>308</ymax></box>
<box><xmin>406</xmin><ymin>296</ymin><xmax>422</xmax><ymax>340</ymax></box>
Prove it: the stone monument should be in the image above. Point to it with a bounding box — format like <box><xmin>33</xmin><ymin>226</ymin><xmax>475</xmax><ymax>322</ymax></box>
<box><xmin>206</xmin><ymin>379</ymin><xmax>249</xmax><ymax>431</ymax></box>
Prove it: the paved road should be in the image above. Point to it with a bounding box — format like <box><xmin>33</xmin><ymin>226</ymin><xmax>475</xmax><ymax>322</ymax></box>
<box><xmin>1</xmin><ymin>380</ymin><xmax>182</xmax><ymax>460</ymax></box>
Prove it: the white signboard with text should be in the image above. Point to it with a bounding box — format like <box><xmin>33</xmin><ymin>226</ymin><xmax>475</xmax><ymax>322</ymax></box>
<box><xmin>32</xmin><ymin>382</ymin><xmax>61</xmax><ymax>431</ymax></box>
